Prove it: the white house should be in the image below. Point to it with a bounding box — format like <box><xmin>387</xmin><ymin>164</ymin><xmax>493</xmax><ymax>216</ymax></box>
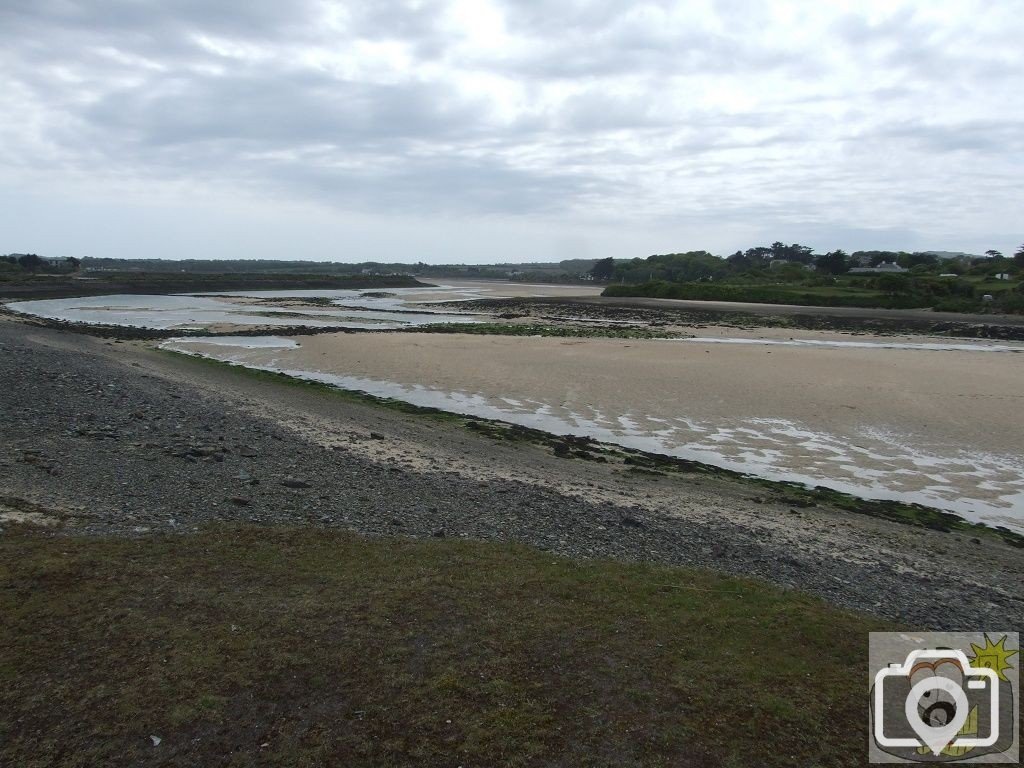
<box><xmin>848</xmin><ymin>262</ymin><xmax>908</xmax><ymax>274</ymax></box>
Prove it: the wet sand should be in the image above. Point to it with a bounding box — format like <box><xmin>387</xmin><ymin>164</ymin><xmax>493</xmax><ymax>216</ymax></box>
<box><xmin>165</xmin><ymin>331</ymin><xmax>1024</xmax><ymax>529</ymax></box>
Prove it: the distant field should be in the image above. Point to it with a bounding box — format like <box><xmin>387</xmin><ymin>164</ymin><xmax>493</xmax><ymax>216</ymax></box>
<box><xmin>0</xmin><ymin>526</ymin><xmax>889</xmax><ymax>767</ymax></box>
<box><xmin>603</xmin><ymin>280</ymin><xmax>1024</xmax><ymax>313</ymax></box>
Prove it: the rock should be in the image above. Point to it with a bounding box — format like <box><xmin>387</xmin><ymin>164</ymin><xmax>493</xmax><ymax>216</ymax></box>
<box><xmin>369</xmin><ymin>432</ymin><xmax>385</xmax><ymax>440</ymax></box>
<box><xmin>229</xmin><ymin>497</ymin><xmax>251</xmax><ymax>506</ymax></box>
<box><xmin>280</xmin><ymin>477</ymin><xmax>311</xmax><ymax>489</ymax></box>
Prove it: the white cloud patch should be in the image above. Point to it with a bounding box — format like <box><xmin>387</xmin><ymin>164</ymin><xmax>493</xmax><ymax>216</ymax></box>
<box><xmin>0</xmin><ymin>0</ymin><xmax>1021</xmax><ymax>261</ymax></box>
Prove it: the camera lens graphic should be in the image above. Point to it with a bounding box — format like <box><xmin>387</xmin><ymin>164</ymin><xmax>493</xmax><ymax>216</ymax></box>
<box><xmin>921</xmin><ymin>698</ymin><xmax>956</xmax><ymax>727</ymax></box>
<box><xmin>905</xmin><ymin>676</ymin><xmax>970</xmax><ymax>755</ymax></box>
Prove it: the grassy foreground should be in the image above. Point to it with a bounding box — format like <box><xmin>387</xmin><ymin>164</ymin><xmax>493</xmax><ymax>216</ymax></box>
<box><xmin>1</xmin><ymin>526</ymin><xmax>890</xmax><ymax>767</ymax></box>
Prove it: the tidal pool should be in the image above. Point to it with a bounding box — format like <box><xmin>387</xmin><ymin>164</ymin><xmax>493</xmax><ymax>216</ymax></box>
<box><xmin>5</xmin><ymin>290</ymin><xmax>478</xmax><ymax>330</ymax></box>
<box><xmin>4</xmin><ymin>281</ymin><xmax>603</xmax><ymax>332</ymax></box>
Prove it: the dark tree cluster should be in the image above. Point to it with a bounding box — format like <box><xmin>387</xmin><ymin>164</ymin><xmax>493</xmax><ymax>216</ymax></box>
<box><xmin>588</xmin><ymin>242</ymin><xmax>1024</xmax><ymax>285</ymax></box>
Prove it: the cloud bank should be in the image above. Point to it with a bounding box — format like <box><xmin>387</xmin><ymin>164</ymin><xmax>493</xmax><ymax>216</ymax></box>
<box><xmin>1</xmin><ymin>0</ymin><xmax>1021</xmax><ymax>261</ymax></box>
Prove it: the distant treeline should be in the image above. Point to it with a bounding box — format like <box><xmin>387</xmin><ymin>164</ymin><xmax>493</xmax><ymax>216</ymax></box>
<box><xmin>595</xmin><ymin>242</ymin><xmax>1024</xmax><ymax>314</ymax></box>
<box><xmin>76</xmin><ymin>257</ymin><xmax>601</xmax><ymax>284</ymax></box>
<box><xmin>1</xmin><ymin>254</ymin><xmax>79</xmax><ymax>274</ymax></box>
<box><xmin>589</xmin><ymin>242</ymin><xmax>1024</xmax><ymax>283</ymax></box>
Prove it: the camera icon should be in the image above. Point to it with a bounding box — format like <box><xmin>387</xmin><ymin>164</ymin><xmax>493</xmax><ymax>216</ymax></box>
<box><xmin>873</xmin><ymin>648</ymin><xmax>1000</xmax><ymax>756</ymax></box>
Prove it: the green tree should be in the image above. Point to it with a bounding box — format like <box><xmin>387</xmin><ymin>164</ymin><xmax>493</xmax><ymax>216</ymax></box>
<box><xmin>815</xmin><ymin>250</ymin><xmax>848</xmax><ymax>275</ymax></box>
<box><xmin>1015</xmin><ymin>243</ymin><xmax>1024</xmax><ymax>268</ymax></box>
<box><xmin>876</xmin><ymin>273</ymin><xmax>911</xmax><ymax>294</ymax></box>
<box><xmin>589</xmin><ymin>257</ymin><xmax>615</xmax><ymax>281</ymax></box>
<box><xmin>17</xmin><ymin>253</ymin><xmax>43</xmax><ymax>272</ymax></box>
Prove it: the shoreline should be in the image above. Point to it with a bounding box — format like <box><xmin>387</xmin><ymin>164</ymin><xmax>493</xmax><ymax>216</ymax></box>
<box><xmin>162</xmin><ymin>329</ymin><xmax>1024</xmax><ymax>533</ymax></box>
<box><xmin>160</xmin><ymin>346</ymin><xmax>1024</xmax><ymax>545</ymax></box>
<box><xmin>438</xmin><ymin>296</ymin><xmax>1024</xmax><ymax>340</ymax></box>
<box><xmin>4</xmin><ymin>297</ymin><xmax>1022</xmax><ymax>539</ymax></box>
<box><xmin>2</xmin><ymin>316</ymin><xmax>1021</xmax><ymax>631</ymax></box>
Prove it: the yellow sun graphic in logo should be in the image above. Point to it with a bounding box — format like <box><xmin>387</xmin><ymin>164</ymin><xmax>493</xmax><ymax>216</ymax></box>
<box><xmin>968</xmin><ymin>634</ymin><xmax>1018</xmax><ymax>682</ymax></box>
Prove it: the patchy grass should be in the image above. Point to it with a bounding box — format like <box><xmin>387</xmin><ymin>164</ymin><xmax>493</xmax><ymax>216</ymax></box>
<box><xmin>412</xmin><ymin>322</ymin><xmax>679</xmax><ymax>339</ymax></box>
<box><xmin>602</xmin><ymin>279</ymin><xmax>1024</xmax><ymax>315</ymax></box>
<box><xmin>0</xmin><ymin>526</ymin><xmax>892</xmax><ymax>767</ymax></box>
<box><xmin>603</xmin><ymin>280</ymin><xmax>930</xmax><ymax>309</ymax></box>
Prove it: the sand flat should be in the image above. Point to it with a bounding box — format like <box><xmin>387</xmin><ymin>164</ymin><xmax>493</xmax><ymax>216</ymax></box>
<box><xmin>165</xmin><ymin>331</ymin><xmax>1024</xmax><ymax>529</ymax></box>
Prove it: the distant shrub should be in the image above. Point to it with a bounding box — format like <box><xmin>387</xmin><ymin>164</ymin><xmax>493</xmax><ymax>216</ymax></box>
<box><xmin>996</xmin><ymin>294</ymin><xmax>1024</xmax><ymax>314</ymax></box>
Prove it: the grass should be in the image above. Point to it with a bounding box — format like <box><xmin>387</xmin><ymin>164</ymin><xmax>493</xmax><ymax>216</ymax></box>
<box><xmin>0</xmin><ymin>525</ymin><xmax>894</xmax><ymax>767</ymax></box>
<box><xmin>603</xmin><ymin>281</ymin><xmax>931</xmax><ymax>309</ymax></box>
<box><xmin>603</xmin><ymin>279</ymin><xmax>1024</xmax><ymax>314</ymax></box>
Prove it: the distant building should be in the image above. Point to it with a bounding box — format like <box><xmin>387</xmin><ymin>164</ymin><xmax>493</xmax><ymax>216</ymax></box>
<box><xmin>994</xmin><ymin>273</ymin><xmax>1011</xmax><ymax>281</ymax></box>
<box><xmin>848</xmin><ymin>262</ymin><xmax>908</xmax><ymax>274</ymax></box>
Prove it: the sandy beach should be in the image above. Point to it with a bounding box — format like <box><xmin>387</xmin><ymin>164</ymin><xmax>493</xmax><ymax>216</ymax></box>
<box><xmin>166</xmin><ymin>330</ymin><xmax>1024</xmax><ymax>529</ymax></box>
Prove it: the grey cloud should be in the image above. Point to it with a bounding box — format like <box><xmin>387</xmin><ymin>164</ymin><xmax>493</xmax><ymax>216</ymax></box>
<box><xmin>854</xmin><ymin>119</ymin><xmax>1024</xmax><ymax>155</ymax></box>
<box><xmin>0</xmin><ymin>0</ymin><xmax>1021</xmax><ymax>260</ymax></box>
<box><xmin>81</xmin><ymin>69</ymin><xmax>490</xmax><ymax>148</ymax></box>
<box><xmin>271</xmin><ymin>153</ymin><xmax>624</xmax><ymax>215</ymax></box>
<box><xmin>830</xmin><ymin>7</ymin><xmax>921</xmax><ymax>47</ymax></box>
<box><xmin>491</xmin><ymin>19</ymin><xmax>811</xmax><ymax>81</ymax></box>
<box><xmin>0</xmin><ymin>0</ymin><xmax>319</xmax><ymax>40</ymax></box>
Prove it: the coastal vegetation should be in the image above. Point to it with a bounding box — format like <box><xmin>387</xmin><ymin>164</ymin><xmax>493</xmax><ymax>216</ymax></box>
<box><xmin>595</xmin><ymin>244</ymin><xmax>1024</xmax><ymax>314</ymax></box>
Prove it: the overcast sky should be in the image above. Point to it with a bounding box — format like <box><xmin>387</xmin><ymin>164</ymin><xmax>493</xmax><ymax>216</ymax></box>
<box><xmin>1</xmin><ymin>1</ymin><xmax>1021</xmax><ymax>263</ymax></box>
